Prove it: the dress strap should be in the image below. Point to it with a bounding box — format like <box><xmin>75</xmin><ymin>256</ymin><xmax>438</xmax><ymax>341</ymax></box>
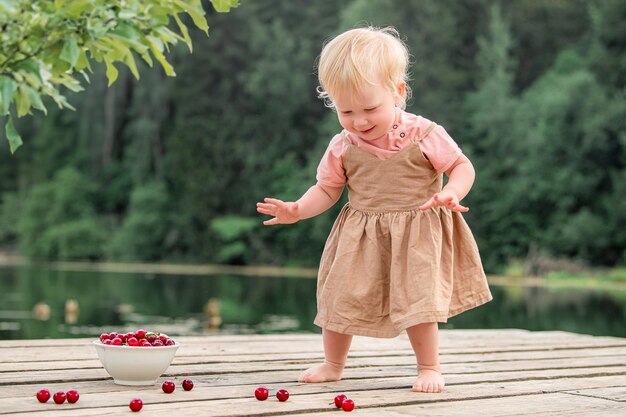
<box><xmin>341</xmin><ymin>130</ymin><xmax>351</xmax><ymax>145</ymax></box>
<box><xmin>416</xmin><ymin>122</ymin><xmax>437</xmax><ymax>142</ymax></box>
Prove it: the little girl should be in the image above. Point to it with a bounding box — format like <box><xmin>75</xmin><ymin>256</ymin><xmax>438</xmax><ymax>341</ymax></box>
<box><xmin>257</xmin><ymin>26</ymin><xmax>492</xmax><ymax>393</ymax></box>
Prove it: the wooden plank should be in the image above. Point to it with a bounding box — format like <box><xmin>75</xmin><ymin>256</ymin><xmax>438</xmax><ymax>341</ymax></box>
<box><xmin>2</xmin><ymin>363</ymin><xmax>626</xmax><ymax>413</ymax></box>
<box><xmin>3</xmin><ymin>344</ymin><xmax>626</xmax><ymax>373</ymax></box>
<box><xmin>0</xmin><ymin>329</ymin><xmax>618</xmax><ymax>350</ymax></box>
<box><xmin>1</xmin><ymin>330</ymin><xmax>624</xmax><ymax>416</ymax></box>
<box><xmin>2</xmin><ymin>350</ymin><xmax>625</xmax><ymax>385</ymax></box>
<box><xmin>2</xmin><ymin>362</ymin><xmax>626</xmax><ymax>402</ymax></box>
<box><xmin>2</xmin><ymin>334</ymin><xmax>625</xmax><ymax>364</ymax></box>
<box><xmin>0</xmin><ymin>347</ymin><xmax>626</xmax><ymax>372</ymax></box>
<box><xmin>563</xmin><ymin>386</ymin><xmax>626</xmax><ymax>402</ymax></box>
<box><xmin>288</xmin><ymin>393</ymin><xmax>626</xmax><ymax>417</ymax></box>
<box><xmin>2</xmin><ymin>375</ymin><xmax>625</xmax><ymax>417</ymax></box>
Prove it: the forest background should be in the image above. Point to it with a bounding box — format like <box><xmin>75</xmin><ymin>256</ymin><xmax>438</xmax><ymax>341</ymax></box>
<box><xmin>0</xmin><ymin>0</ymin><xmax>624</xmax><ymax>275</ymax></box>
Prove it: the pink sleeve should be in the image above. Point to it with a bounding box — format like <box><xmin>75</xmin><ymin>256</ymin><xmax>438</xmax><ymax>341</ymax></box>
<box><xmin>316</xmin><ymin>133</ymin><xmax>348</xmax><ymax>187</ymax></box>
<box><xmin>419</xmin><ymin>124</ymin><xmax>462</xmax><ymax>173</ymax></box>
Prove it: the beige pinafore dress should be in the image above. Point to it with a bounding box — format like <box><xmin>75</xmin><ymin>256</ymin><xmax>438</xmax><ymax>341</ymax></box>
<box><xmin>314</xmin><ymin>124</ymin><xmax>493</xmax><ymax>338</ymax></box>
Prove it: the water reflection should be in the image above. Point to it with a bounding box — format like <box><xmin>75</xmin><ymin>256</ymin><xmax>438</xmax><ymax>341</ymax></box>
<box><xmin>0</xmin><ymin>266</ymin><xmax>624</xmax><ymax>340</ymax></box>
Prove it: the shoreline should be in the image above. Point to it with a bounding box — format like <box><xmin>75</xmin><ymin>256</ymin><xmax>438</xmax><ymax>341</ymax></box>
<box><xmin>1</xmin><ymin>252</ymin><xmax>625</xmax><ymax>291</ymax></box>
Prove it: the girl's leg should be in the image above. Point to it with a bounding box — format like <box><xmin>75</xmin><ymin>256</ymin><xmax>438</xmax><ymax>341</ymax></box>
<box><xmin>406</xmin><ymin>322</ymin><xmax>445</xmax><ymax>392</ymax></box>
<box><xmin>298</xmin><ymin>328</ymin><xmax>352</xmax><ymax>383</ymax></box>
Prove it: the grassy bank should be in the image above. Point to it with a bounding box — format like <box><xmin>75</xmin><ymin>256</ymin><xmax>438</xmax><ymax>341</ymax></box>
<box><xmin>2</xmin><ymin>251</ymin><xmax>625</xmax><ymax>290</ymax></box>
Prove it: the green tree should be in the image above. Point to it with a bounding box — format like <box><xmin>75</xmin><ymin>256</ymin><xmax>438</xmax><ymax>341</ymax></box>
<box><xmin>339</xmin><ymin>0</ymin><xmax>478</xmax><ymax>131</ymax></box>
<box><xmin>107</xmin><ymin>181</ymin><xmax>170</xmax><ymax>261</ymax></box>
<box><xmin>0</xmin><ymin>0</ymin><xmax>237</xmax><ymax>153</ymax></box>
<box><xmin>501</xmin><ymin>0</ymin><xmax>590</xmax><ymax>90</ymax></box>
<box><xmin>466</xmin><ymin>2</ymin><xmax>626</xmax><ymax>268</ymax></box>
<box><xmin>18</xmin><ymin>166</ymin><xmax>105</xmax><ymax>259</ymax></box>
<box><xmin>162</xmin><ymin>0</ymin><xmax>342</xmax><ymax>264</ymax></box>
<box><xmin>511</xmin><ymin>51</ymin><xmax>615</xmax><ymax>263</ymax></box>
<box><xmin>463</xmin><ymin>3</ymin><xmax>519</xmax><ymax>271</ymax></box>
<box><xmin>2</xmin><ymin>0</ymin><xmax>624</xmax><ymax>270</ymax></box>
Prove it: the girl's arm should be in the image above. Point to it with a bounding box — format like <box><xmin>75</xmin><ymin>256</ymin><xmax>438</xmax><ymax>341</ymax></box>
<box><xmin>257</xmin><ymin>184</ymin><xmax>344</xmax><ymax>226</ymax></box>
<box><xmin>419</xmin><ymin>154</ymin><xmax>475</xmax><ymax>212</ymax></box>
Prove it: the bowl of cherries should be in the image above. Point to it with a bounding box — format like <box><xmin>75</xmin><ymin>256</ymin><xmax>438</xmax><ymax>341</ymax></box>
<box><xmin>93</xmin><ymin>329</ymin><xmax>180</xmax><ymax>385</ymax></box>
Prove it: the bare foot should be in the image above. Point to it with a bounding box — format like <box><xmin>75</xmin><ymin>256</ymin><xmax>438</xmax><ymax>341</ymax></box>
<box><xmin>412</xmin><ymin>369</ymin><xmax>445</xmax><ymax>393</ymax></box>
<box><xmin>298</xmin><ymin>362</ymin><xmax>344</xmax><ymax>383</ymax></box>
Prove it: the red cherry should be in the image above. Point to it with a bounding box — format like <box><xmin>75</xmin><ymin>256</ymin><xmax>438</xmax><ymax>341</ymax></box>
<box><xmin>66</xmin><ymin>390</ymin><xmax>79</xmax><ymax>403</ymax></box>
<box><xmin>129</xmin><ymin>398</ymin><xmax>143</xmax><ymax>412</ymax></box>
<box><xmin>276</xmin><ymin>389</ymin><xmax>289</xmax><ymax>402</ymax></box>
<box><xmin>127</xmin><ymin>337</ymin><xmax>139</xmax><ymax>346</ymax></box>
<box><xmin>103</xmin><ymin>339</ymin><xmax>112</xmax><ymax>345</ymax></box>
<box><xmin>99</xmin><ymin>333</ymin><xmax>109</xmax><ymax>342</ymax></box>
<box><xmin>165</xmin><ymin>339</ymin><xmax>176</xmax><ymax>346</ymax></box>
<box><xmin>159</xmin><ymin>334</ymin><xmax>167</xmax><ymax>344</ymax></box>
<box><xmin>182</xmin><ymin>379</ymin><xmax>194</xmax><ymax>391</ymax></box>
<box><xmin>140</xmin><ymin>339</ymin><xmax>151</xmax><ymax>347</ymax></box>
<box><xmin>135</xmin><ymin>329</ymin><xmax>147</xmax><ymax>339</ymax></box>
<box><xmin>111</xmin><ymin>337</ymin><xmax>123</xmax><ymax>346</ymax></box>
<box><xmin>254</xmin><ymin>387</ymin><xmax>269</xmax><ymax>401</ymax></box>
<box><xmin>152</xmin><ymin>340</ymin><xmax>164</xmax><ymax>347</ymax></box>
<box><xmin>36</xmin><ymin>389</ymin><xmax>51</xmax><ymax>403</ymax></box>
<box><xmin>146</xmin><ymin>334</ymin><xmax>157</xmax><ymax>343</ymax></box>
<box><xmin>334</xmin><ymin>394</ymin><xmax>347</xmax><ymax>408</ymax></box>
<box><xmin>53</xmin><ymin>391</ymin><xmax>66</xmax><ymax>404</ymax></box>
<box><xmin>162</xmin><ymin>381</ymin><xmax>175</xmax><ymax>394</ymax></box>
<box><xmin>341</xmin><ymin>398</ymin><xmax>355</xmax><ymax>412</ymax></box>
<box><xmin>109</xmin><ymin>332</ymin><xmax>118</xmax><ymax>339</ymax></box>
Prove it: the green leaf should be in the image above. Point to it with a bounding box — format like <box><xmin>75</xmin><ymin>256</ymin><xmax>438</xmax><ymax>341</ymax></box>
<box><xmin>124</xmin><ymin>50</ymin><xmax>140</xmax><ymax>80</ymax></box>
<box><xmin>64</xmin><ymin>0</ymin><xmax>91</xmax><ymax>19</ymax></box>
<box><xmin>210</xmin><ymin>0</ymin><xmax>239</xmax><ymax>13</ymax></box>
<box><xmin>147</xmin><ymin>5</ymin><xmax>170</xmax><ymax>27</ymax></box>
<box><xmin>25</xmin><ymin>86</ymin><xmax>47</xmax><ymax>115</ymax></box>
<box><xmin>155</xmin><ymin>27</ymin><xmax>184</xmax><ymax>53</ymax></box>
<box><xmin>0</xmin><ymin>76</ymin><xmax>17</xmax><ymax>116</ymax></box>
<box><xmin>49</xmin><ymin>40</ymin><xmax>72</xmax><ymax>73</ymax></box>
<box><xmin>174</xmin><ymin>14</ymin><xmax>193</xmax><ymax>53</ymax></box>
<box><xmin>157</xmin><ymin>26</ymin><xmax>185</xmax><ymax>43</ymax></box>
<box><xmin>5</xmin><ymin>117</ymin><xmax>23</xmax><ymax>154</ymax></box>
<box><xmin>139</xmin><ymin>50</ymin><xmax>154</xmax><ymax>67</ymax></box>
<box><xmin>118</xmin><ymin>9</ymin><xmax>137</xmax><ymax>20</ymax></box>
<box><xmin>14</xmin><ymin>60</ymin><xmax>43</xmax><ymax>83</ymax></box>
<box><xmin>49</xmin><ymin>91</ymin><xmax>75</xmax><ymax>110</ymax></box>
<box><xmin>104</xmin><ymin>40</ymin><xmax>125</xmax><ymax>61</ymax></box>
<box><xmin>49</xmin><ymin>73</ymin><xmax>83</xmax><ymax>93</ymax></box>
<box><xmin>146</xmin><ymin>36</ymin><xmax>175</xmax><ymax>76</ymax></box>
<box><xmin>100</xmin><ymin>37</ymin><xmax>140</xmax><ymax>79</ymax></box>
<box><xmin>22</xmin><ymin>72</ymin><xmax>42</xmax><ymax>91</ymax></box>
<box><xmin>103</xmin><ymin>57</ymin><xmax>119</xmax><ymax>86</ymax></box>
<box><xmin>60</xmin><ymin>38</ymin><xmax>80</xmax><ymax>68</ymax></box>
<box><xmin>108</xmin><ymin>33</ymin><xmax>149</xmax><ymax>55</ymax></box>
<box><xmin>75</xmin><ymin>49</ymin><xmax>92</xmax><ymax>72</ymax></box>
<box><xmin>110</xmin><ymin>22</ymin><xmax>143</xmax><ymax>42</ymax></box>
<box><xmin>177</xmin><ymin>1</ymin><xmax>209</xmax><ymax>35</ymax></box>
<box><xmin>16</xmin><ymin>86</ymin><xmax>31</xmax><ymax>117</ymax></box>
<box><xmin>78</xmin><ymin>70</ymin><xmax>90</xmax><ymax>84</ymax></box>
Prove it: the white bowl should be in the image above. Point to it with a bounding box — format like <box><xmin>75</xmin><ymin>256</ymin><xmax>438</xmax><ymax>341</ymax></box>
<box><xmin>93</xmin><ymin>341</ymin><xmax>180</xmax><ymax>385</ymax></box>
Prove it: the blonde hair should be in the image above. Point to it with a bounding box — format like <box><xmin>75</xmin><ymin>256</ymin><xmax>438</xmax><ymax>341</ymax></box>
<box><xmin>317</xmin><ymin>26</ymin><xmax>411</xmax><ymax>110</ymax></box>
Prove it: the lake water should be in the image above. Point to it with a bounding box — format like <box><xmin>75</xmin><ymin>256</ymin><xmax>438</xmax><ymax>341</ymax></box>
<box><xmin>0</xmin><ymin>265</ymin><xmax>624</xmax><ymax>340</ymax></box>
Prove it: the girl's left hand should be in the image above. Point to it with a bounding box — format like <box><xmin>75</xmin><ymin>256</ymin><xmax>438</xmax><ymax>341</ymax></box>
<box><xmin>419</xmin><ymin>190</ymin><xmax>469</xmax><ymax>212</ymax></box>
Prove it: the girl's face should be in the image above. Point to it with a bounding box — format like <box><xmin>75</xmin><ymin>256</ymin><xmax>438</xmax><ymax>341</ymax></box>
<box><xmin>333</xmin><ymin>82</ymin><xmax>404</xmax><ymax>141</ymax></box>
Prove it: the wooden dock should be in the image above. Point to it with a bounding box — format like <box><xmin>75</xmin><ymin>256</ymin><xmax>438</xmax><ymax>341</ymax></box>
<box><xmin>0</xmin><ymin>329</ymin><xmax>625</xmax><ymax>416</ymax></box>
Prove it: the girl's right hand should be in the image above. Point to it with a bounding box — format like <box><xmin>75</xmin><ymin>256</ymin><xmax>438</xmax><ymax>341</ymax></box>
<box><xmin>256</xmin><ymin>198</ymin><xmax>300</xmax><ymax>225</ymax></box>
